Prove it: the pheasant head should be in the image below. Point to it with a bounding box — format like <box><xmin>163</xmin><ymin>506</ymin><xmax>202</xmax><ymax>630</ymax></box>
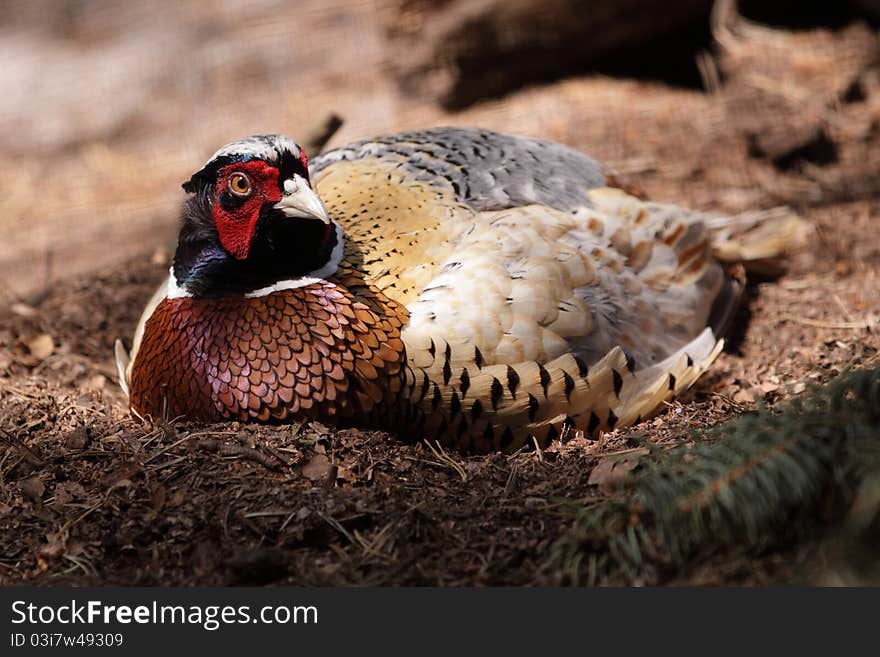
<box><xmin>172</xmin><ymin>135</ymin><xmax>340</xmax><ymax>298</ymax></box>
<box><xmin>122</xmin><ymin>134</ymin><xmax>407</xmax><ymax>425</ymax></box>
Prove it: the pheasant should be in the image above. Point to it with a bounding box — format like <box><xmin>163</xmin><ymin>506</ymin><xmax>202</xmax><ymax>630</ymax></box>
<box><xmin>116</xmin><ymin>128</ymin><xmax>803</xmax><ymax>453</ymax></box>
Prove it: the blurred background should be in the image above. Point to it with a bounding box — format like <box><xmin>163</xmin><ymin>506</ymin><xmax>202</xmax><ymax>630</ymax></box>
<box><xmin>3</xmin><ymin>0</ymin><xmax>880</xmax><ymax>298</ymax></box>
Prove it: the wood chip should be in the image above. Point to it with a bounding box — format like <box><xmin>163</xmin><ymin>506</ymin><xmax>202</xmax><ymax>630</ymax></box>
<box><xmin>11</xmin><ymin>302</ymin><xmax>37</xmax><ymax>317</ymax></box>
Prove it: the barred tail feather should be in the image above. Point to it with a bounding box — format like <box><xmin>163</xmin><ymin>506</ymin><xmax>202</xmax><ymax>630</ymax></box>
<box><xmin>615</xmin><ymin>328</ymin><xmax>723</xmax><ymax>426</ymax></box>
<box><xmin>405</xmin><ymin>329</ymin><xmax>723</xmax><ymax>453</ymax></box>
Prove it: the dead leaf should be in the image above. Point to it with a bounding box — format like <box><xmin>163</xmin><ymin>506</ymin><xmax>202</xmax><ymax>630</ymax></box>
<box><xmin>167</xmin><ymin>488</ymin><xmax>186</xmax><ymax>508</ymax></box>
<box><xmin>27</xmin><ymin>334</ymin><xmax>54</xmax><ymax>360</ymax></box>
<box><xmin>335</xmin><ymin>464</ymin><xmax>358</xmax><ymax>484</ymax></box>
<box><xmin>53</xmin><ymin>481</ymin><xmax>86</xmax><ymax>506</ymax></box>
<box><xmin>40</xmin><ymin>532</ymin><xmax>67</xmax><ymax>559</ymax></box>
<box><xmin>150</xmin><ymin>483</ymin><xmax>167</xmax><ymax>512</ymax></box>
<box><xmin>20</xmin><ymin>477</ymin><xmax>45</xmax><ymax>501</ymax></box>
<box><xmin>588</xmin><ymin>454</ymin><xmax>642</xmax><ymax>493</ymax></box>
<box><xmin>733</xmin><ymin>388</ymin><xmax>756</xmax><ymax>404</ymax></box>
<box><xmin>102</xmin><ymin>462</ymin><xmax>140</xmax><ymax>489</ymax></box>
<box><xmin>301</xmin><ymin>453</ymin><xmax>333</xmax><ymax>482</ymax></box>
<box><xmin>65</xmin><ymin>426</ymin><xmax>89</xmax><ymax>450</ymax></box>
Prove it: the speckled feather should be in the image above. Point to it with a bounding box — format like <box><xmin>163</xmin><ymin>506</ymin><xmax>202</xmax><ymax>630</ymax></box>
<box><xmin>123</xmin><ymin>127</ymin><xmax>802</xmax><ymax>452</ymax></box>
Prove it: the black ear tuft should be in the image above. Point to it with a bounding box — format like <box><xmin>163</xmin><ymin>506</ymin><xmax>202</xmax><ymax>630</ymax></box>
<box><xmin>182</xmin><ymin>154</ymin><xmax>237</xmax><ymax>195</ymax></box>
<box><xmin>182</xmin><ymin>169</ymin><xmax>209</xmax><ymax>194</ymax></box>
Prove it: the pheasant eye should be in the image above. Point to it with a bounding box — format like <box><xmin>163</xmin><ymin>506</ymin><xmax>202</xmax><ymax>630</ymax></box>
<box><xmin>228</xmin><ymin>172</ymin><xmax>251</xmax><ymax>197</ymax></box>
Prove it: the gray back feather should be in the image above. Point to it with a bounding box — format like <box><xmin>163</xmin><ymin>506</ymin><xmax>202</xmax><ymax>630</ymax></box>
<box><xmin>311</xmin><ymin>127</ymin><xmax>608</xmax><ymax>212</ymax></box>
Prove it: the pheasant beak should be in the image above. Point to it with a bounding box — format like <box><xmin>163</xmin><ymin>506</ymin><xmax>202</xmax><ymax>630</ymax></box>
<box><xmin>274</xmin><ymin>174</ymin><xmax>330</xmax><ymax>224</ymax></box>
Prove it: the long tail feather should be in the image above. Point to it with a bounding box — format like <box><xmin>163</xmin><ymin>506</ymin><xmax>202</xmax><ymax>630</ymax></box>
<box><xmin>706</xmin><ymin>206</ymin><xmax>808</xmax><ymax>265</ymax></box>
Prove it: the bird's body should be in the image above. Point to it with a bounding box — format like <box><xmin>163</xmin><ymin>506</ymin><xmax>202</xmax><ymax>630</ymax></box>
<box><xmin>118</xmin><ymin>128</ymin><xmax>802</xmax><ymax>452</ymax></box>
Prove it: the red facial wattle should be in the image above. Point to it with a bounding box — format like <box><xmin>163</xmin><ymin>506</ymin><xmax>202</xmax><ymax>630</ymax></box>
<box><xmin>212</xmin><ymin>160</ymin><xmax>282</xmax><ymax>259</ymax></box>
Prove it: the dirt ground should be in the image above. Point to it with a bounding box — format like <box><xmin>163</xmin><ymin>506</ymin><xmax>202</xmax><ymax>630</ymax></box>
<box><xmin>1</xmin><ymin>4</ymin><xmax>879</xmax><ymax>585</ymax></box>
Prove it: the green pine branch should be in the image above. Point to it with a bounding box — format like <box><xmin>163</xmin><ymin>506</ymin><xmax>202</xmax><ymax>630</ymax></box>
<box><xmin>547</xmin><ymin>367</ymin><xmax>880</xmax><ymax>585</ymax></box>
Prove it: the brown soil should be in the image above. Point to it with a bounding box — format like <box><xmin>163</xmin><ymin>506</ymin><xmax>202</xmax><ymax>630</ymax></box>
<box><xmin>1</xmin><ymin>5</ymin><xmax>878</xmax><ymax>585</ymax></box>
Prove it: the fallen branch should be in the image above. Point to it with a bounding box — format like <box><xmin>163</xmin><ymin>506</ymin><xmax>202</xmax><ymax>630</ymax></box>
<box><xmin>780</xmin><ymin>314</ymin><xmax>877</xmax><ymax>330</ymax></box>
